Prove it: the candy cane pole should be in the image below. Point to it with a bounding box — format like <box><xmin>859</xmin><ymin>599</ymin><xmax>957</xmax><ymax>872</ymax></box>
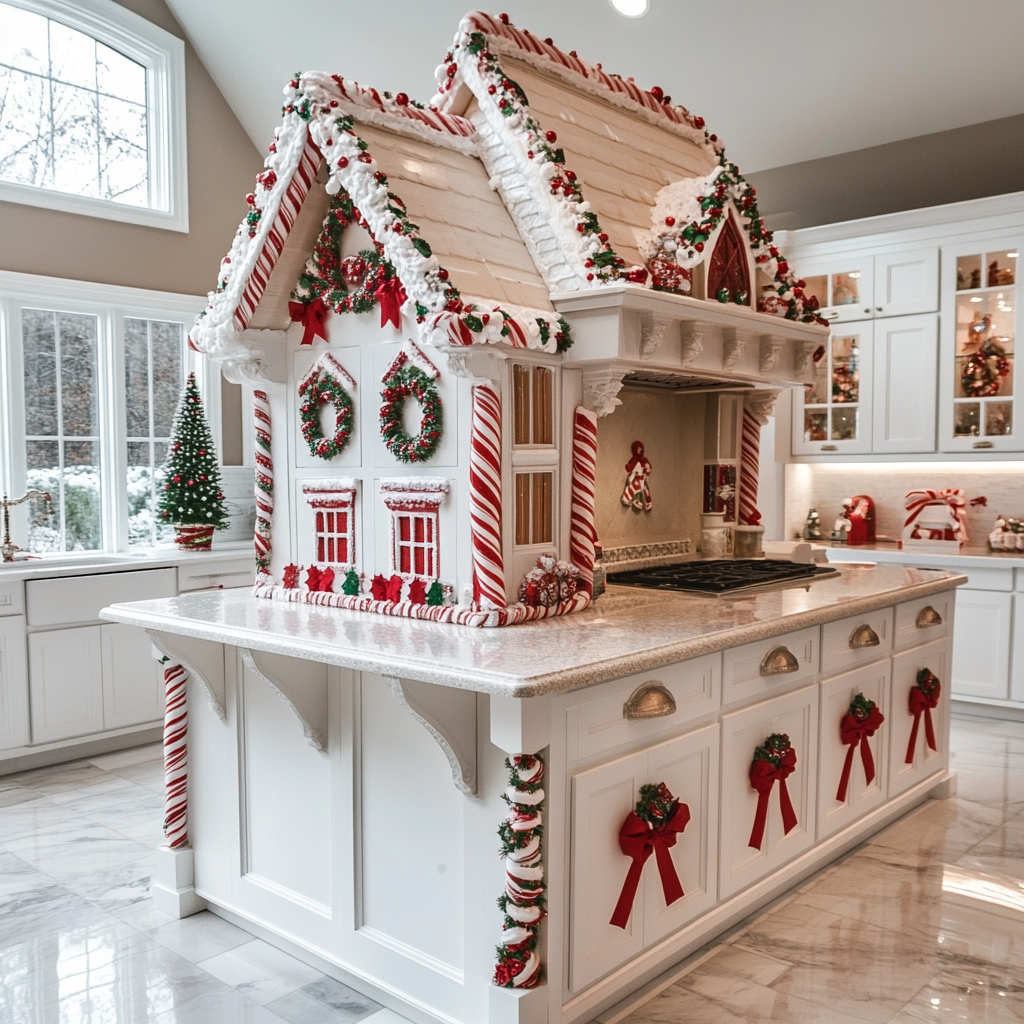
<box><xmin>253</xmin><ymin>390</ymin><xmax>273</xmax><ymax>575</ymax></box>
<box><xmin>570</xmin><ymin>407</ymin><xmax>598</xmax><ymax>593</ymax></box>
<box><xmin>470</xmin><ymin>384</ymin><xmax>506</xmax><ymax>609</ymax></box>
<box><xmin>162</xmin><ymin>662</ymin><xmax>189</xmax><ymax>849</ymax></box>
<box><xmin>739</xmin><ymin>392</ymin><xmax>778</xmax><ymax>527</ymax></box>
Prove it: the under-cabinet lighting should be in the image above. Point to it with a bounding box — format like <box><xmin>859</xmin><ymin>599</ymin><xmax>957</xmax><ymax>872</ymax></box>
<box><xmin>971</xmin><ymin>296</ymin><xmax>983</xmax><ymax>302</ymax></box>
<box><xmin>1009</xmin><ymin>252</ymin><xmax>1019</xmax><ymax>258</ymax></box>
<box><xmin>848</xmin><ymin>272</ymin><xmax>860</xmax><ymax>278</ymax></box>
<box><xmin>609</xmin><ymin>0</ymin><xmax>650</xmax><ymax>16</ymax></box>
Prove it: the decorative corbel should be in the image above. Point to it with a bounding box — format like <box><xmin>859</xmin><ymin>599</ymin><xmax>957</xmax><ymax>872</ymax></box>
<box><xmin>794</xmin><ymin>339</ymin><xmax>821</xmax><ymax>376</ymax></box>
<box><xmin>723</xmin><ymin>327</ymin><xmax>749</xmax><ymax>371</ymax></box>
<box><xmin>219</xmin><ymin>329</ymin><xmax>288</xmax><ymax>386</ymax></box>
<box><xmin>441</xmin><ymin>347</ymin><xmax>501</xmax><ymax>386</ymax></box>
<box><xmin>582</xmin><ymin>369</ymin><xmax>626</xmax><ymax>417</ymax></box>
<box><xmin>679</xmin><ymin>323</ymin><xmax>706</xmax><ymax>367</ymax></box>
<box><xmin>149</xmin><ymin>631</ymin><xmax>226</xmax><ymax>721</ymax></box>
<box><xmin>759</xmin><ymin>334</ymin><xmax>785</xmax><ymax>376</ymax></box>
<box><xmin>639</xmin><ymin>312</ymin><xmax>674</xmax><ymax>361</ymax></box>
<box><xmin>744</xmin><ymin>389</ymin><xmax>781</xmax><ymax>426</ymax></box>
<box><xmin>241</xmin><ymin>649</ymin><xmax>328</xmax><ymax>753</ymax></box>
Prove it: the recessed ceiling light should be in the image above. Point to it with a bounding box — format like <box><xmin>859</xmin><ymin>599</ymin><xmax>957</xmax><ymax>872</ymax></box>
<box><xmin>609</xmin><ymin>0</ymin><xmax>650</xmax><ymax>17</ymax></box>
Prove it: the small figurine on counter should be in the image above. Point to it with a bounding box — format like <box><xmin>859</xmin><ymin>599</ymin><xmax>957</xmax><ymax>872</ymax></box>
<box><xmin>846</xmin><ymin>494</ymin><xmax>876</xmax><ymax>546</ymax></box>
<box><xmin>831</xmin><ymin>499</ymin><xmax>853</xmax><ymax>543</ymax></box>
<box><xmin>803</xmin><ymin>507</ymin><xmax>822</xmax><ymax>541</ymax></box>
<box><xmin>989</xmin><ymin>514</ymin><xmax>1024</xmax><ymax>551</ymax></box>
<box><xmin>621</xmin><ymin>440</ymin><xmax>653</xmax><ymax>513</ymax></box>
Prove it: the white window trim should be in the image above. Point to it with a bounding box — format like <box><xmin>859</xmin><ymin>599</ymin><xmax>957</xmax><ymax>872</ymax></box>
<box><xmin>0</xmin><ymin>0</ymin><xmax>189</xmax><ymax>232</ymax></box>
<box><xmin>0</xmin><ymin>270</ymin><xmax>206</xmax><ymax>554</ymax></box>
<box><xmin>302</xmin><ymin>480</ymin><xmax>357</xmax><ymax>567</ymax></box>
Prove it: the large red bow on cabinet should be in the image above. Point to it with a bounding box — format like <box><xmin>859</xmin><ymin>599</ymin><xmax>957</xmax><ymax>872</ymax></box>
<box><xmin>836</xmin><ymin>705</ymin><xmax>884</xmax><ymax>802</ymax></box>
<box><xmin>906</xmin><ymin>669</ymin><xmax>941</xmax><ymax>764</ymax></box>
<box><xmin>748</xmin><ymin>748</ymin><xmax>798</xmax><ymax>850</ymax></box>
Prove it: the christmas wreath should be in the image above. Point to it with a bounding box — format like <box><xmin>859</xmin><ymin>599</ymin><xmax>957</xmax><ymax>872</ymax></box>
<box><xmin>380</xmin><ymin>366</ymin><xmax>443</xmax><ymax>463</ymax></box>
<box><xmin>298</xmin><ymin>366</ymin><xmax>354</xmax><ymax>460</ymax></box>
<box><xmin>961</xmin><ymin>336</ymin><xmax>1011</xmax><ymax>398</ymax></box>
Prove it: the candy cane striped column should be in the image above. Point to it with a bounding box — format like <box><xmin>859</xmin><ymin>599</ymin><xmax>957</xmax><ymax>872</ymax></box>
<box><xmin>469</xmin><ymin>384</ymin><xmax>506</xmax><ymax>610</ymax></box>
<box><xmin>253</xmin><ymin>390</ymin><xmax>273</xmax><ymax>575</ymax></box>
<box><xmin>163</xmin><ymin>662</ymin><xmax>189</xmax><ymax>849</ymax></box>
<box><xmin>739</xmin><ymin>405</ymin><xmax>762</xmax><ymax>526</ymax></box>
<box><xmin>570</xmin><ymin>407</ymin><xmax>598</xmax><ymax>594</ymax></box>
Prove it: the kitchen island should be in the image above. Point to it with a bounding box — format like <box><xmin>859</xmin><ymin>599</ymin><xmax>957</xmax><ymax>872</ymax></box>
<box><xmin>102</xmin><ymin>563</ymin><xmax>964</xmax><ymax>1024</ymax></box>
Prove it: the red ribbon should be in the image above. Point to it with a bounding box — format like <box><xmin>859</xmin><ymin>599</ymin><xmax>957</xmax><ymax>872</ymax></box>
<box><xmin>288</xmin><ymin>297</ymin><xmax>329</xmax><ymax>346</ymax></box>
<box><xmin>609</xmin><ymin>802</ymin><xmax>690</xmax><ymax>929</ymax></box>
<box><xmin>905</xmin><ymin>681</ymin><xmax>940</xmax><ymax>764</ymax></box>
<box><xmin>748</xmin><ymin>749</ymin><xmax>798</xmax><ymax>850</ymax></box>
<box><xmin>836</xmin><ymin>706</ymin><xmax>884</xmax><ymax>802</ymax></box>
<box><xmin>375</xmin><ymin>276</ymin><xmax>407</xmax><ymax>330</ymax></box>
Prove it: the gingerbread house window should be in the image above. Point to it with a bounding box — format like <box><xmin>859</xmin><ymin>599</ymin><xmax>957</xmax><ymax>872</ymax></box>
<box><xmin>380</xmin><ymin>478</ymin><xmax>449</xmax><ymax>579</ymax></box>
<box><xmin>512</xmin><ymin>363</ymin><xmax>554</xmax><ymax>446</ymax></box>
<box><xmin>707</xmin><ymin>214</ymin><xmax>751</xmax><ymax>306</ymax></box>
<box><xmin>302</xmin><ymin>480</ymin><xmax>357</xmax><ymax>566</ymax></box>
<box><xmin>514</xmin><ymin>471</ymin><xmax>554</xmax><ymax>546</ymax></box>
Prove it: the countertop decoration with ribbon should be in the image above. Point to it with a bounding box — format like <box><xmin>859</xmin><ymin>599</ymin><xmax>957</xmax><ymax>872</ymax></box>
<box><xmin>748</xmin><ymin>733</ymin><xmax>798</xmax><ymax>850</ymax></box>
<box><xmin>609</xmin><ymin>782</ymin><xmax>690</xmax><ymax>930</ymax></box>
<box><xmin>836</xmin><ymin>693</ymin><xmax>884</xmax><ymax>803</ymax></box>
<box><xmin>906</xmin><ymin>668</ymin><xmax>941</xmax><ymax>764</ymax></box>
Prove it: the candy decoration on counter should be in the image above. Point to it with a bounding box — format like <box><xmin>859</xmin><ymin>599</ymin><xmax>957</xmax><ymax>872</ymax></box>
<box><xmin>569</xmin><ymin>408</ymin><xmax>599</xmax><ymax>595</ymax></box>
<box><xmin>494</xmin><ymin>754</ymin><xmax>545</xmax><ymax>989</ymax></box>
<box><xmin>621</xmin><ymin>440</ymin><xmax>653</xmax><ymax>512</ymax></box>
<box><xmin>469</xmin><ymin>384</ymin><xmax>505</xmax><ymax>610</ymax></box>
<box><xmin>609</xmin><ymin>782</ymin><xmax>690</xmax><ymax>929</ymax></box>
<box><xmin>518</xmin><ymin>553</ymin><xmax>580</xmax><ymax>607</ymax></box>
<box><xmin>253</xmin><ymin>390</ymin><xmax>274</xmax><ymax>575</ymax></box>
<box><xmin>903</xmin><ymin>488</ymin><xmax>968</xmax><ymax>546</ymax></box>
<box><xmin>836</xmin><ymin>694</ymin><xmax>884</xmax><ymax>802</ymax></box>
<box><xmin>162</xmin><ymin>661</ymin><xmax>189</xmax><ymax>849</ymax></box>
<box><xmin>748</xmin><ymin>733</ymin><xmax>798</xmax><ymax>850</ymax></box>
<box><xmin>905</xmin><ymin>668</ymin><xmax>941</xmax><ymax>764</ymax></box>
<box><xmin>988</xmin><ymin>514</ymin><xmax>1024</xmax><ymax>550</ymax></box>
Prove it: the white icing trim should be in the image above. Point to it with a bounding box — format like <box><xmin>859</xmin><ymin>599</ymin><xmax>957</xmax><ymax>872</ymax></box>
<box><xmin>301</xmin><ymin>478</ymin><xmax>359</xmax><ymax>493</ymax></box>
<box><xmin>300</xmin><ymin>349</ymin><xmax>357</xmax><ymax>391</ymax></box>
<box><xmin>381</xmin><ymin>338</ymin><xmax>441</xmax><ymax>381</ymax></box>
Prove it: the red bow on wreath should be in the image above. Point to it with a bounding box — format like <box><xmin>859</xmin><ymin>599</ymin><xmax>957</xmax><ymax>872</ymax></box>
<box><xmin>609</xmin><ymin>783</ymin><xmax>690</xmax><ymax>929</ymax></box>
<box><xmin>288</xmin><ymin>297</ymin><xmax>329</xmax><ymax>346</ymax></box>
<box><xmin>748</xmin><ymin>735</ymin><xmax>798</xmax><ymax>850</ymax></box>
<box><xmin>905</xmin><ymin>669</ymin><xmax>941</xmax><ymax>764</ymax></box>
<box><xmin>836</xmin><ymin>696</ymin><xmax>884</xmax><ymax>803</ymax></box>
<box><xmin>375</xmin><ymin>276</ymin><xmax>407</xmax><ymax>331</ymax></box>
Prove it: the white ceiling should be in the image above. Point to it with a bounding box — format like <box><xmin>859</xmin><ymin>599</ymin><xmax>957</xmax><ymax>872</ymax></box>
<box><xmin>165</xmin><ymin>0</ymin><xmax>1024</xmax><ymax>174</ymax></box>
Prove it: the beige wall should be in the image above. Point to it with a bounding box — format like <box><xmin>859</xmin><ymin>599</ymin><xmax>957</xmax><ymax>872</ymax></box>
<box><xmin>0</xmin><ymin>0</ymin><xmax>263</xmax><ymax>295</ymax></box>
<box><xmin>594</xmin><ymin>388</ymin><xmax>706</xmax><ymax>550</ymax></box>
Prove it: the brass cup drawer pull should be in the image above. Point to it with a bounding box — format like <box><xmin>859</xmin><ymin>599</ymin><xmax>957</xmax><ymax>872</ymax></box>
<box><xmin>623</xmin><ymin>682</ymin><xmax>677</xmax><ymax>720</ymax></box>
<box><xmin>915</xmin><ymin>606</ymin><xmax>942</xmax><ymax>628</ymax></box>
<box><xmin>849</xmin><ymin>623</ymin><xmax>880</xmax><ymax>649</ymax></box>
<box><xmin>760</xmin><ymin>645</ymin><xmax>800</xmax><ymax>677</ymax></box>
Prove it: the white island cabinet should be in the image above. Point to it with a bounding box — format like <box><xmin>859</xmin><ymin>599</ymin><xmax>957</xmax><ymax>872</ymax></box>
<box><xmin>103</xmin><ymin>565</ymin><xmax>963</xmax><ymax>1024</ymax></box>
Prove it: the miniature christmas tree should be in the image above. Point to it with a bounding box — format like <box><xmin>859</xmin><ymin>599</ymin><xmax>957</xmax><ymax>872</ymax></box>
<box><xmin>159</xmin><ymin>373</ymin><xmax>228</xmax><ymax>549</ymax></box>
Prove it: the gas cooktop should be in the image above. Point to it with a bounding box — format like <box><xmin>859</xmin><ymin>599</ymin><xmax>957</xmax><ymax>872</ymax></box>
<box><xmin>606</xmin><ymin>559</ymin><xmax>840</xmax><ymax>595</ymax></box>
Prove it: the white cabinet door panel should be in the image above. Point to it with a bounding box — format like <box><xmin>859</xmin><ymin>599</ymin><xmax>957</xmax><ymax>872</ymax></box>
<box><xmin>871</xmin><ymin>314</ymin><xmax>938</xmax><ymax>453</ymax></box>
<box><xmin>873</xmin><ymin>248</ymin><xmax>939</xmax><ymax>318</ymax></box>
<box><xmin>29</xmin><ymin>626</ymin><xmax>104</xmax><ymax>743</ymax></box>
<box><xmin>0</xmin><ymin>615</ymin><xmax>29</xmax><ymax>751</ymax></box>
<box><xmin>101</xmin><ymin>623</ymin><xmax>164</xmax><ymax>729</ymax></box>
<box><xmin>950</xmin><ymin>590</ymin><xmax>1011</xmax><ymax>701</ymax></box>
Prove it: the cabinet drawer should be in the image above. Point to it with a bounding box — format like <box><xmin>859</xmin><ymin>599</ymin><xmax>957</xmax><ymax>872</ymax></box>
<box><xmin>893</xmin><ymin>592</ymin><xmax>953</xmax><ymax>651</ymax></box>
<box><xmin>566</xmin><ymin>652</ymin><xmax>720</xmax><ymax>763</ymax></box>
<box><xmin>957</xmin><ymin>568</ymin><xmax>1012</xmax><ymax>591</ymax></box>
<box><xmin>722</xmin><ymin>627</ymin><xmax>818</xmax><ymax>706</ymax></box>
<box><xmin>26</xmin><ymin>568</ymin><xmax>177</xmax><ymax>627</ymax></box>
<box><xmin>178</xmin><ymin>557</ymin><xmax>254</xmax><ymax>592</ymax></box>
<box><xmin>820</xmin><ymin>607</ymin><xmax>893</xmax><ymax>676</ymax></box>
<box><xmin>0</xmin><ymin>581</ymin><xmax>24</xmax><ymax>617</ymax></box>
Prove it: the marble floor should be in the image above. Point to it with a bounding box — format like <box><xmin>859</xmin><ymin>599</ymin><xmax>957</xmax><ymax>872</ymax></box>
<box><xmin>0</xmin><ymin>715</ymin><xmax>1021</xmax><ymax>1023</ymax></box>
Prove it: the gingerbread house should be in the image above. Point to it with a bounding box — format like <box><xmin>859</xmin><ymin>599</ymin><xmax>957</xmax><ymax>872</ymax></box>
<box><xmin>189</xmin><ymin>11</ymin><xmax>828</xmax><ymax>627</ymax></box>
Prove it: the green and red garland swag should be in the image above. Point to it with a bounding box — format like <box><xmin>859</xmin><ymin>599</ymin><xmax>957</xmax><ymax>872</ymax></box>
<box><xmin>380</xmin><ymin>365</ymin><xmax>443</xmax><ymax>463</ymax></box>
<box><xmin>494</xmin><ymin>754</ymin><xmax>545</xmax><ymax>989</ymax></box>
<box><xmin>609</xmin><ymin>782</ymin><xmax>690</xmax><ymax>930</ymax></box>
<box><xmin>298</xmin><ymin>366</ymin><xmax>354</xmax><ymax>460</ymax></box>
<box><xmin>836</xmin><ymin>694</ymin><xmax>885</xmax><ymax>803</ymax></box>
<box><xmin>748</xmin><ymin>733</ymin><xmax>798</xmax><ymax>850</ymax></box>
<box><xmin>905</xmin><ymin>668</ymin><xmax>941</xmax><ymax>764</ymax></box>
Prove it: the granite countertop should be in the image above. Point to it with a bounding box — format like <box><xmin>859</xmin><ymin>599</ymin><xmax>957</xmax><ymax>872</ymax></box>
<box><xmin>0</xmin><ymin>543</ymin><xmax>253</xmax><ymax>583</ymax></box>
<box><xmin>101</xmin><ymin>564</ymin><xmax>966</xmax><ymax>698</ymax></box>
<box><xmin>823</xmin><ymin>542</ymin><xmax>1024</xmax><ymax>570</ymax></box>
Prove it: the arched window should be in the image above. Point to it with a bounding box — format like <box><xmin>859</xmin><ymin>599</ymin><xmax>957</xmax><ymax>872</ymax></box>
<box><xmin>0</xmin><ymin>0</ymin><xmax>187</xmax><ymax>230</ymax></box>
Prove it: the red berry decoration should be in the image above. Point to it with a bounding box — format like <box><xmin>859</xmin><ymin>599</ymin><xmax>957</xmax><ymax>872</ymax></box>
<box><xmin>395</xmin><ymin>92</ymin><xmax>408</xmax><ymax>106</ymax></box>
<box><xmin>665</xmin><ymin>216</ymin><xmax>675</xmax><ymax>226</ymax></box>
<box><xmin>650</xmin><ymin>85</ymin><xmax>664</xmax><ymax>101</ymax></box>
<box><xmin>545</xmin><ymin>130</ymin><xmax>557</xmax><ymax>143</ymax></box>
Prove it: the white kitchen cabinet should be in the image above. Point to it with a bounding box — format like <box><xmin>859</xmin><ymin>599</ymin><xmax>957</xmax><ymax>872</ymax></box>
<box><xmin>569</xmin><ymin>723</ymin><xmax>719</xmax><ymax>992</ymax></box>
<box><xmin>817</xmin><ymin>662</ymin><xmax>890</xmax><ymax>841</ymax></box>
<box><xmin>871</xmin><ymin>314</ymin><xmax>939</xmax><ymax>453</ymax></box>
<box><xmin>873</xmin><ymin>249</ymin><xmax>940</xmax><ymax>318</ymax></box>
<box><xmin>101</xmin><ymin>622</ymin><xmax>165</xmax><ymax>729</ymax></box>
<box><xmin>28</xmin><ymin>625</ymin><xmax>105</xmax><ymax>744</ymax></box>
<box><xmin>888</xmin><ymin>638</ymin><xmax>949</xmax><ymax>798</ymax></box>
<box><xmin>719</xmin><ymin>684</ymin><xmax>818</xmax><ymax>900</ymax></box>
<box><xmin>799</xmin><ymin>255</ymin><xmax>875</xmax><ymax>324</ymax></box>
<box><xmin>950</xmin><ymin>589</ymin><xmax>1012</xmax><ymax>701</ymax></box>
<box><xmin>0</xmin><ymin>616</ymin><xmax>29</xmax><ymax>751</ymax></box>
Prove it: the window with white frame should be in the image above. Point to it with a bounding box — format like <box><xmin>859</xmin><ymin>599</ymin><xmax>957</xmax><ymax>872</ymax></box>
<box><xmin>302</xmin><ymin>481</ymin><xmax>356</xmax><ymax>566</ymax></box>
<box><xmin>1</xmin><ymin>272</ymin><xmax>203</xmax><ymax>554</ymax></box>
<box><xmin>380</xmin><ymin>478</ymin><xmax>448</xmax><ymax>579</ymax></box>
<box><xmin>0</xmin><ymin>0</ymin><xmax>188</xmax><ymax>230</ymax></box>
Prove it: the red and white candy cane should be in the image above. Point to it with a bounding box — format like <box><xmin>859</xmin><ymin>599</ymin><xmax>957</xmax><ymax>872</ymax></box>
<box><xmin>163</xmin><ymin>662</ymin><xmax>189</xmax><ymax>849</ymax></box>
<box><xmin>739</xmin><ymin>405</ymin><xmax>763</xmax><ymax>526</ymax></box>
<box><xmin>570</xmin><ymin>407</ymin><xmax>598</xmax><ymax>593</ymax></box>
<box><xmin>254</xmin><ymin>390</ymin><xmax>273</xmax><ymax>575</ymax></box>
<box><xmin>470</xmin><ymin>384</ymin><xmax>506</xmax><ymax>610</ymax></box>
<box><xmin>904</xmin><ymin>488</ymin><xmax>968</xmax><ymax>543</ymax></box>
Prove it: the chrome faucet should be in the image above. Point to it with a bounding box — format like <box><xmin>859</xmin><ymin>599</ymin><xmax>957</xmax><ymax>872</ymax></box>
<box><xmin>1</xmin><ymin>491</ymin><xmax>52</xmax><ymax>562</ymax></box>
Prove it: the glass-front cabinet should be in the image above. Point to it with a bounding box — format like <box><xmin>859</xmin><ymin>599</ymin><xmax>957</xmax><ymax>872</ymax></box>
<box><xmin>799</xmin><ymin>257</ymin><xmax>874</xmax><ymax>325</ymax></box>
<box><xmin>940</xmin><ymin>240</ymin><xmax>1022</xmax><ymax>451</ymax></box>
<box><xmin>792</xmin><ymin>323</ymin><xmax>873</xmax><ymax>454</ymax></box>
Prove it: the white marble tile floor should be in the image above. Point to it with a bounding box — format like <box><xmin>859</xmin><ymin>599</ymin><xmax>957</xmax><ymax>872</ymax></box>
<box><xmin>1</xmin><ymin>718</ymin><xmax>1022</xmax><ymax>1023</ymax></box>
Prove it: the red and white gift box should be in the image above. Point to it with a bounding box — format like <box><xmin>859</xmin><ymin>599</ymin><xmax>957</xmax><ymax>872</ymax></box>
<box><xmin>902</xmin><ymin>488</ymin><xmax>968</xmax><ymax>551</ymax></box>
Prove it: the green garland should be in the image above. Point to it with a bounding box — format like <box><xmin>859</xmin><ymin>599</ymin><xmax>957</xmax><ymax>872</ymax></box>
<box><xmin>299</xmin><ymin>368</ymin><xmax>354</xmax><ymax>460</ymax></box>
<box><xmin>380</xmin><ymin>366</ymin><xmax>443</xmax><ymax>463</ymax></box>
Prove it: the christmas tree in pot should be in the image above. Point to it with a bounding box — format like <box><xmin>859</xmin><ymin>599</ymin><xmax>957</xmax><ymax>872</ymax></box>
<box><xmin>159</xmin><ymin>372</ymin><xmax>228</xmax><ymax>550</ymax></box>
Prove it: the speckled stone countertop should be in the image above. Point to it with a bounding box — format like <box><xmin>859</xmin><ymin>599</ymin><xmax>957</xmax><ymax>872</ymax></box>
<box><xmin>101</xmin><ymin>564</ymin><xmax>966</xmax><ymax>698</ymax></box>
<box><xmin>825</xmin><ymin>543</ymin><xmax>1024</xmax><ymax>571</ymax></box>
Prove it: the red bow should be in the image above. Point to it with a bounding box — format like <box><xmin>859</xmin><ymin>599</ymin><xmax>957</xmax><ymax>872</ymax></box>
<box><xmin>288</xmin><ymin>297</ymin><xmax>330</xmax><ymax>346</ymax></box>
<box><xmin>609</xmin><ymin>802</ymin><xmax>690</xmax><ymax>929</ymax></box>
<box><xmin>905</xmin><ymin>681</ymin><xmax>940</xmax><ymax>764</ymax></box>
<box><xmin>836</xmin><ymin>707</ymin><xmax>884</xmax><ymax>802</ymax></box>
<box><xmin>748</xmin><ymin>750</ymin><xmax>798</xmax><ymax>850</ymax></box>
<box><xmin>375</xmin><ymin>276</ymin><xmax>407</xmax><ymax>330</ymax></box>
